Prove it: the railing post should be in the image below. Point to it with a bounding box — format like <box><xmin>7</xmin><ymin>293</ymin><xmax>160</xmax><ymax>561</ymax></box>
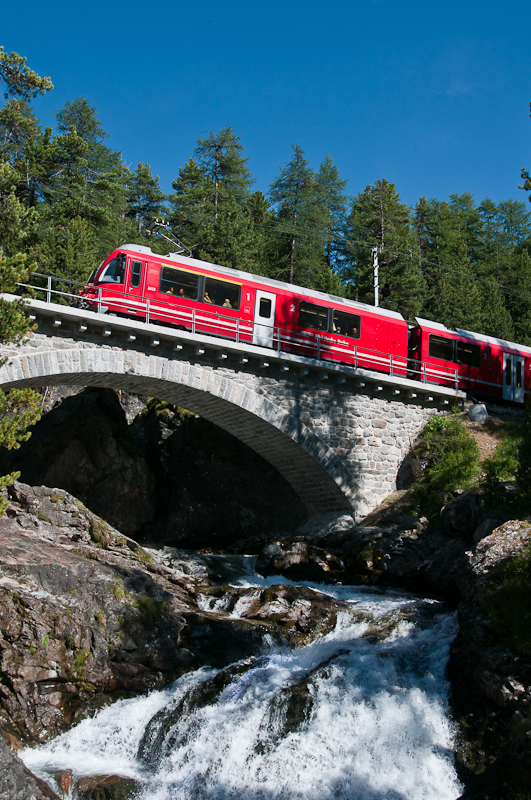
<box><xmin>192</xmin><ymin>309</ymin><xmax>196</xmax><ymax>335</ymax></box>
<box><xmin>236</xmin><ymin>318</ymin><xmax>240</xmax><ymax>344</ymax></box>
<box><xmin>146</xmin><ymin>299</ymin><xmax>150</xmax><ymax>324</ymax></box>
<box><xmin>97</xmin><ymin>288</ymin><xmax>102</xmax><ymax>315</ymax></box>
<box><xmin>46</xmin><ymin>277</ymin><xmax>52</xmax><ymax>304</ymax></box>
<box><xmin>317</xmin><ymin>336</ymin><xmax>321</xmax><ymax>361</ymax></box>
<box><xmin>390</xmin><ymin>354</ymin><xmax>393</xmax><ymax>376</ymax></box>
<box><xmin>354</xmin><ymin>347</ymin><xmax>358</xmax><ymax>369</ymax></box>
<box><xmin>277</xmin><ymin>328</ymin><xmax>281</xmax><ymax>354</ymax></box>
<box><xmin>423</xmin><ymin>362</ymin><xmax>427</xmax><ymax>383</ymax></box>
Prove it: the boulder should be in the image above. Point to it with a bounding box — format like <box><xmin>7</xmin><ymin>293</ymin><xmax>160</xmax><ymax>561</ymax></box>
<box><xmin>468</xmin><ymin>404</ymin><xmax>489</xmax><ymax>424</ymax></box>
<box><xmin>256</xmin><ymin>540</ymin><xmax>348</xmax><ymax>584</ymax></box>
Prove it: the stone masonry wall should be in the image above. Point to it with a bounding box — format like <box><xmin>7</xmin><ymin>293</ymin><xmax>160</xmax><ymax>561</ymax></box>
<box><xmin>0</xmin><ymin>320</ymin><xmax>441</xmax><ymax>518</ymax></box>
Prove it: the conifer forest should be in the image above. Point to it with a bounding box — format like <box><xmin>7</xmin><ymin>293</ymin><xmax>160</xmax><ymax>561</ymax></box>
<box><xmin>2</xmin><ymin>47</ymin><xmax>531</xmax><ymax>344</ymax></box>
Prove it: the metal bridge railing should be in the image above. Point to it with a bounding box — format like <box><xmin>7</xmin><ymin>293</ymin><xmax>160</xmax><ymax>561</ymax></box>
<box><xmin>16</xmin><ymin>273</ymin><xmax>460</xmax><ymax>390</ymax></box>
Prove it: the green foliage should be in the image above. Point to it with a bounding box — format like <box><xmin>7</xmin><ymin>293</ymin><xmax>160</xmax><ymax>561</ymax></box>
<box><xmin>135</xmin><ymin>595</ymin><xmax>164</xmax><ymax>620</ymax></box>
<box><xmin>0</xmin><ymin>47</ymin><xmax>53</xmax><ymax>99</ymax></box>
<box><xmin>344</xmin><ymin>179</ymin><xmax>425</xmax><ymax>319</ymax></box>
<box><xmin>408</xmin><ymin>411</ymin><xmax>480</xmax><ymax>516</ymax></box>
<box><xmin>482</xmin><ymin>541</ymin><xmax>531</xmax><ymax>657</ymax></box>
<box><xmin>483</xmin><ymin>421</ymin><xmax>522</xmax><ymax>485</ymax></box>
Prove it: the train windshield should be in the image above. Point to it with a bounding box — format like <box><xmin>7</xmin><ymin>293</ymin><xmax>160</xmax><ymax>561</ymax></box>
<box><xmin>97</xmin><ymin>256</ymin><xmax>125</xmax><ymax>285</ymax></box>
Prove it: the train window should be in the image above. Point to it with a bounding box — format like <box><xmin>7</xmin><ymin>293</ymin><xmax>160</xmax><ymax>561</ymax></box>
<box><xmin>429</xmin><ymin>335</ymin><xmax>454</xmax><ymax>361</ymax></box>
<box><xmin>506</xmin><ymin>358</ymin><xmax>512</xmax><ymax>385</ymax></box>
<box><xmin>130</xmin><ymin>260</ymin><xmax>143</xmax><ymax>288</ymax></box>
<box><xmin>97</xmin><ymin>257</ymin><xmax>125</xmax><ymax>285</ymax></box>
<box><xmin>516</xmin><ymin>361</ymin><xmax>522</xmax><ymax>389</ymax></box>
<box><xmin>259</xmin><ymin>298</ymin><xmax>272</xmax><ymax>318</ymax></box>
<box><xmin>456</xmin><ymin>341</ymin><xmax>480</xmax><ymax>368</ymax></box>
<box><xmin>160</xmin><ymin>266</ymin><xmax>198</xmax><ymax>300</ymax></box>
<box><xmin>299</xmin><ymin>301</ymin><xmax>328</xmax><ymax>331</ymax></box>
<box><xmin>332</xmin><ymin>310</ymin><xmax>360</xmax><ymax>339</ymax></box>
<box><xmin>203</xmin><ymin>277</ymin><xmax>241</xmax><ymax>310</ymax></box>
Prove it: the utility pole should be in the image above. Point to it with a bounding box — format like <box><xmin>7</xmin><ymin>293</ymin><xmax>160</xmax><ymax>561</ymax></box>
<box><xmin>372</xmin><ymin>247</ymin><xmax>379</xmax><ymax>307</ymax></box>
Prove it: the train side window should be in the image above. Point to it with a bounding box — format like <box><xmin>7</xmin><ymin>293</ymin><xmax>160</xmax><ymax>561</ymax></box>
<box><xmin>299</xmin><ymin>301</ymin><xmax>328</xmax><ymax>331</ymax></box>
<box><xmin>203</xmin><ymin>277</ymin><xmax>241</xmax><ymax>310</ymax></box>
<box><xmin>429</xmin><ymin>334</ymin><xmax>454</xmax><ymax>361</ymax></box>
<box><xmin>506</xmin><ymin>358</ymin><xmax>512</xmax><ymax>385</ymax></box>
<box><xmin>332</xmin><ymin>310</ymin><xmax>361</xmax><ymax>339</ymax></box>
<box><xmin>259</xmin><ymin>298</ymin><xmax>272</xmax><ymax>318</ymax></box>
<box><xmin>97</xmin><ymin>257</ymin><xmax>125</xmax><ymax>285</ymax></box>
<box><xmin>516</xmin><ymin>361</ymin><xmax>522</xmax><ymax>389</ymax></box>
<box><xmin>160</xmin><ymin>266</ymin><xmax>198</xmax><ymax>300</ymax></box>
<box><xmin>130</xmin><ymin>260</ymin><xmax>143</xmax><ymax>288</ymax></box>
<box><xmin>456</xmin><ymin>341</ymin><xmax>480</xmax><ymax>368</ymax></box>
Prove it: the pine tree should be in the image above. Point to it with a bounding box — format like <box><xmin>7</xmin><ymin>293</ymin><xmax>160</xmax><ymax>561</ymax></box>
<box><xmin>169</xmin><ymin>133</ymin><xmax>265</xmax><ymax>272</ymax></box>
<box><xmin>0</xmin><ymin>158</ymin><xmax>42</xmax><ymax>515</ymax></box>
<box><xmin>343</xmin><ymin>180</ymin><xmax>425</xmax><ymax>319</ymax></box>
<box><xmin>316</xmin><ymin>154</ymin><xmax>348</xmax><ymax>271</ymax></box>
<box><xmin>127</xmin><ymin>162</ymin><xmax>166</xmax><ymax>234</ymax></box>
<box><xmin>439</xmin><ymin>239</ymin><xmax>483</xmax><ymax>332</ymax></box>
<box><xmin>0</xmin><ymin>47</ymin><xmax>53</xmax><ymax>99</ymax></box>
<box><xmin>194</xmin><ymin>127</ymin><xmax>253</xmax><ymax>211</ymax></box>
<box><xmin>268</xmin><ymin>144</ymin><xmax>327</xmax><ymax>288</ymax></box>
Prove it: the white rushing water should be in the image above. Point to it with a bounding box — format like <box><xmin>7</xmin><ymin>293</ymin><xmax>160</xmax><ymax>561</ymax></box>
<box><xmin>22</xmin><ymin>573</ymin><xmax>463</xmax><ymax>800</ymax></box>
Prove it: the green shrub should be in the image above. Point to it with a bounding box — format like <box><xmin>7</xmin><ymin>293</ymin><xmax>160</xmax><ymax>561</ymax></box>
<box><xmin>483</xmin><ymin>420</ymin><xmax>522</xmax><ymax>485</ymax></box>
<box><xmin>408</xmin><ymin>410</ymin><xmax>480</xmax><ymax>517</ymax></box>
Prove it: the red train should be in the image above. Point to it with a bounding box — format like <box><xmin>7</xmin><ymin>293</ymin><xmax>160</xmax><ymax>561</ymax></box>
<box><xmin>78</xmin><ymin>244</ymin><xmax>531</xmax><ymax>404</ymax></box>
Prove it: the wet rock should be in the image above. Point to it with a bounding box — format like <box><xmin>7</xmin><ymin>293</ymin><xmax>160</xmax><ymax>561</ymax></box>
<box><xmin>0</xmin><ymin>482</ymin><xmax>308</xmax><ymax>746</ymax></box>
<box><xmin>199</xmin><ymin>583</ymin><xmax>347</xmax><ymax>640</ymax></box>
<box><xmin>0</xmin><ymin>737</ymin><xmax>60</xmax><ymax>799</ymax></box>
<box><xmin>75</xmin><ymin>773</ymin><xmax>141</xmax><ymax>799</ymax></box>
<box><xmin>256</xmin><ymin>540</ymin><xmax>348</xmax><ymax>584</ymax></box>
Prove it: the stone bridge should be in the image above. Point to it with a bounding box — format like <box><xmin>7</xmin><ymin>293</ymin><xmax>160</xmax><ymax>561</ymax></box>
<box><xmin>0</xmin><ymin>297</ymin><xmax>464</xmax><ymax>519</ymax></box>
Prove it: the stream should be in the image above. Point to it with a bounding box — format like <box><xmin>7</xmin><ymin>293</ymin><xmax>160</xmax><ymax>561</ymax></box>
<box><xmin>22</xmin><ymin>564</ymin><xmax>463</xmax><ymax>800</ymax></box>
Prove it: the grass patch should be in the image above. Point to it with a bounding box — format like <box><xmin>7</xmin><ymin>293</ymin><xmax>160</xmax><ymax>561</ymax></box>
<box><xmin>134</xmin><ymin>595</ymin><xmax>165</xmax><ymax>620</ymax></box>
<box><xmin>407</xmin><ymin>410</ymin><xmax>480</xmax><ymax>517</ymax></box>
<box><xmin>137</xmin><ymin>548</ymin><xmax>154</xmax><ymax>565</ymax></box>
<box><xmin>89</xmin><ymin>518</ymin><xmax>111</xmax><ymax>548</ymax></box>
<box><xmin>482</xmin><ymin>544</ymin><xmax>531</xmax><ymax>658</ymax></box>
<box><xmin>110</xmin><ymin>578</ymin><xmax>129</xmax><ymax>602</ymax></box>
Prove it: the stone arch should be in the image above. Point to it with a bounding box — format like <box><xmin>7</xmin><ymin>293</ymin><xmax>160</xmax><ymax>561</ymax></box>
<box><xmin>0</xmin><ymin>346</ymin><xmax>358</xmax><ymax>514</ymax></box>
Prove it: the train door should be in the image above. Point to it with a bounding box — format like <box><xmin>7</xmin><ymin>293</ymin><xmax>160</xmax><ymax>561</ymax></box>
<box><xmin>126</xmin><ymin>257</ymin><xmax>146</xmax><ymax>311</ymax></box>
<box><xmin>503</xmin><ymin>353</ymin><xmax>525</xmax><ymax>403</ymax></box>
<box><xmin>253</xmin><ymin>290</ymin><xmax>276</xmax><ymax>347</ymax></box>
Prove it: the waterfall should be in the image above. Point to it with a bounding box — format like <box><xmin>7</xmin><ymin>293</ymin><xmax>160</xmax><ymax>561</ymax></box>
<box><xmin>22</xmin><ymin>573</ymin><xmax>463</xmax><ymax>800</ymax></box>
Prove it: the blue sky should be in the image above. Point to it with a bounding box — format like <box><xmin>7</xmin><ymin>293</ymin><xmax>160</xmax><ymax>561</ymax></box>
<box><xmin>2</xmin><ymin>0</ymin><xmax>530</xmax><ymax>208</ymax></box>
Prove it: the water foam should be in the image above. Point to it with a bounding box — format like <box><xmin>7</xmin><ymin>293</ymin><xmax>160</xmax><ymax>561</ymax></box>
<box><xmin>22</xmin><ymin>581</ymin><xmax>462</xmax><ymax>800</ymax></box>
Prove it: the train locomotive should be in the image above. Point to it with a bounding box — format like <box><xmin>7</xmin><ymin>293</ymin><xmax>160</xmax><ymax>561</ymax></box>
<box><xmin>78</xmin><ymin>243</ymin><xmax>531</xmax><ymax>405</ymax></box>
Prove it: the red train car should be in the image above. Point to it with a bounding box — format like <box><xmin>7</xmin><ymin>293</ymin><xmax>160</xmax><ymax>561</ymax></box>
<box><xmin>409</xmin><ymin>318</ymin><xmax>531</xmax><ymax>404</ymax></box>
<box><xmin>79</xmin><ymin>244</ymin><xmax>410</xmax><ymax>376</ymax></box>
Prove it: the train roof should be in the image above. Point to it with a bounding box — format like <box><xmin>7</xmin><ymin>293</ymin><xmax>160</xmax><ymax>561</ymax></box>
<box><xmin>415</xmin><ymin>317</ymin><xmax>531</xmax><ymax>356</ymax></box>
<box><xmin>118</xmin><ymin>244</ymin><xmax>406</xmax><ymax>324</ymax></box>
